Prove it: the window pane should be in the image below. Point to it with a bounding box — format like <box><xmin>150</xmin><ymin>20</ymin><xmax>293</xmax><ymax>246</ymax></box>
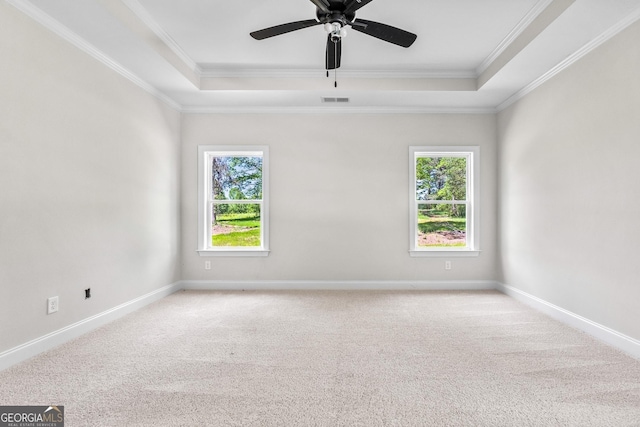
<box><xmin>212</xmin><ymin>203</ymin><xmax>261</xmax><ymax>247</ymax></box>
<box><xmin>417</xmin><ymin>203</ymin><xmax>466</xmax><ymax>247</ymax></box>
<box><xmin>212</xmin><ymin>156</ymin><xmax>262</xmax><ymax>200</ymax></box>
<box><xmin>416</xmin><ymin>157</ymin><xmax>467</xmax><ymax>201</ymax></box>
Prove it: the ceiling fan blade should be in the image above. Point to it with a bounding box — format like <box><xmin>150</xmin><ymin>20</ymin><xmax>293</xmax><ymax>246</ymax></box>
<box><xmin>325</xmin><ymin>36</ymin><xmax>342</xmax><ymax>70</ymax></box>
<box><xmin>309</xmin><ymin>0</ymin><xmax>331</xmax><ymax>14</ymax></box>
<box><xmin>352</xmin><ymin>19</ymin><xmax>417</xmax><ymax>48</ymax></box>
<box><xmin>250</xmin><ymin>19</ymin><xmax>320</xmax><ymax>40</ymax></box>
<box><xmin>344</xmin><ymin>0</ymin><xmax>374</xmax><ymax>14</ymax></box>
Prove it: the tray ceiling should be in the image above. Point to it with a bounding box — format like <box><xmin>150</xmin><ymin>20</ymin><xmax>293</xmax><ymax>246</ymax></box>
<box><xmin>9</xmin><ymin>0</ymin><xmax>640</xmax><ymax>112</ymax></box>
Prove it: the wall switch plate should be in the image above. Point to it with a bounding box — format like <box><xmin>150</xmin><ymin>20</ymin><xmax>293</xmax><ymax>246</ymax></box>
<box><xmin>205</xmin><ymin>261</ymin><xmax>211</xmax><ymax>270</ymax></box>
<box><xmin>47</xmin><ymin>296</ymin><xmax>59</xmax><ymax>314</ymax></box>
<box><xmin>445</xmin><ymin>261</ymin><xmax>452</xmax><ymax>270</ymax></box>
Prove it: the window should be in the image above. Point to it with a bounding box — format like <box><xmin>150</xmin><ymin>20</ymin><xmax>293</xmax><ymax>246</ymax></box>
<box><xmin>409</xmin><ymin>146</ymin><xmax>479</xmax><ymax>257</ymax></box>
<box><xmin>197</xmin><ymin>146</ymin><xmax>269</xmax><ymax>256</ymax></box>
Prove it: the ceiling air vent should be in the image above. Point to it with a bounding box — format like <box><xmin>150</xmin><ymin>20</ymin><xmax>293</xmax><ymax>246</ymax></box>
<box><xmin>321</xmin><ymin>97</ymin><xmax>350</xmax><ymax>103</ymax></box>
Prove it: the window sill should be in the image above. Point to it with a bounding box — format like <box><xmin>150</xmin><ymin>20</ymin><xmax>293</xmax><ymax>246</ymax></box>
<box><xmin>409</xmin><ymin>250</ymin><xmax>480</xmax><ymax>258</ymax></box>
<box><xmin>198</xmin><ymin>249</ymin><xmax>270</xmax><ymax>257</ymax></box>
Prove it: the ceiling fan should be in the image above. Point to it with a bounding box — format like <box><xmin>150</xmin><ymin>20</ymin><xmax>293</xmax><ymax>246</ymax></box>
<box><xmin>250</xmin><ymin>0</ymin><xmax>417</xmax><ymax>73</ymax></box>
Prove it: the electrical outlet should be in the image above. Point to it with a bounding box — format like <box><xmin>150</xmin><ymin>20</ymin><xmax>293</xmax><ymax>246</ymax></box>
<box><xmin>47</xmin><ymin>296</ymin><xmax>59</xmax><ymax>314</ymax></box>
<box><xmin>445</xmin><ymin>261</ymin><xmax>452</xmax><ymax>270</ymax></box>
<box><xmin>205</xmin><ymin>261</ymin><xmax>211</xmax><ymax>270</ymax></box>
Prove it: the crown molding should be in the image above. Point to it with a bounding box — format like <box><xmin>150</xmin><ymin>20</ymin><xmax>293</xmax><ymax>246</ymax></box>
<box><xmin>13</xmin><ymin>0</ymin><xmax>639</xmax><ymax>115</ymax></box>
<box><xmin>180</xmin><ymin>105</ymin><xmax>496</xmax><ymax>115</ymax></box>
<box><xmin>476</xmin><ymin>0</ymin><xmax>554</xmax><ymax>76</ymax></box>
<box><xmin>497</xmin><ymin>4</ymin><xmax>640</xmax><ymax>112</ymax></box>
<box><xmin>121</xmin><ymin>0</ymin><xmax>202</xmax><ymax>76</ymax></box>
<box><xmin>7</xmin><ymin>0</ymin><xmax>181</xmax><ymax>111</ymax></box>
<box><xmin>198</xmin><ymin>67</ymin><xmax>477</xmax><ymax>80</ymax></box>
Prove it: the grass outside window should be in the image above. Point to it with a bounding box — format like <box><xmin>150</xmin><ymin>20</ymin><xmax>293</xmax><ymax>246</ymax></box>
<box><xmin>212</xmin><ymin>211</ymin><xmax>261</xmax><ymax>247</ymax></box>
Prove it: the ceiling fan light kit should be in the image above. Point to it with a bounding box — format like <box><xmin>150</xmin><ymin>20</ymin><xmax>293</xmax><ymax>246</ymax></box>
<box><xmin>325</xmin><ymin>22</ymin><xmax>348</xmax><ymax>40</ymax></box>
<box><xmin>250</xmin><ymin>0</ymin><xmax>417</xmax><ymax>86</ymax></box>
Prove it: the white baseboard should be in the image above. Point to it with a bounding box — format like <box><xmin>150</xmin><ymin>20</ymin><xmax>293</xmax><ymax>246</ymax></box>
<box><xmin>0</xmin><ymin>282</ymin><xmax>182</xmax><ymax>372</ymax></box>
<box><xmin>496</xmin><ymin>283</ymin><xmax>640</xmax><ymax>360</ymax></box>
<box><xmin>5</xmin><ymin>280</ymin><xmax>636</xmax><ymax>372</ymax></box>
<box><xmin>181</xmin><ymin>280</ymin><xmax>499</xmax><ymax>291</ymax></box>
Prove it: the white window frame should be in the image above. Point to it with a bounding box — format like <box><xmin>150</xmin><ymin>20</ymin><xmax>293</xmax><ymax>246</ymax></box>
<box><xmin>409</xmin><ymin>146</ymin><xmax>480</xmax><ymax>257</ymax></box>
<box><xmin>197</xmin><ymin>145</ymin><xmax>269</xmax><ymax>257</ymax></box>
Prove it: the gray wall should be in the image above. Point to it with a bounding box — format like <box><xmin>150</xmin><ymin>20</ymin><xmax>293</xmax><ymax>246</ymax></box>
<box><xmin>4</xmin><ymin>0</ymin><xmax>638</xmax><ymax>358</ymax></box>
<box><xmin>498</xmin><ymin>20</ymin><xmax>640</xmax><ymax>340</ymax></box>
<box><xmin>0</xmin><ymin>3</ymin><xmax>182</xmax><ymax>353</ymax></box>
<box><xmin>181</xmin><ymin>114</ymin><xmax>498</xmax><ymax>282</ymax></box>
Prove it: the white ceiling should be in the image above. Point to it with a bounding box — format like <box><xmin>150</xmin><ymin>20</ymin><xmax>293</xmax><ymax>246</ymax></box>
<box><xmin>9</xmin><ymin>0</ymin><xmax>640</xmax><ymax>112</ymax></box>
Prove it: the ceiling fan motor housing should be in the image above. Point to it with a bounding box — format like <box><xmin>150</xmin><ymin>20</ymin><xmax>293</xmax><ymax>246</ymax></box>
<box><xmin>316</xmin><ymin>9</ymin><xmax>356</xmax><ymax>27</ymax></box>
<box><xmin>250</xmin><ymin>0</ymin><xmax>417</xmax><ymax>71</ymax></box>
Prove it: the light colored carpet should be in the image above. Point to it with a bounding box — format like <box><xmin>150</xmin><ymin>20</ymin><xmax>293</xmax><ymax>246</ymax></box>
<box><xmin>1</xmin><ymin>290</ymin><xmax>640</xmax><ymax>426</ymax></box>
